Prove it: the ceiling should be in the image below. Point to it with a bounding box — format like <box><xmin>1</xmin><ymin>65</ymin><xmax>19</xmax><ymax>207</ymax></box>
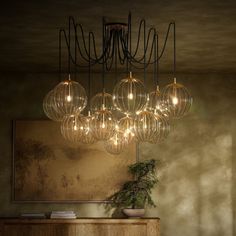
<box><xmin>0</xmin><ymin>0</ymin><xmax>236</xmax><ymax>73</ymax></box>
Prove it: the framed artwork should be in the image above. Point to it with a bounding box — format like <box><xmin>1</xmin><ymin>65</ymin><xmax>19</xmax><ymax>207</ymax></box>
<box><xmin>12</xmin><ymin>120</ymin><xmax>137</xmax><ymax>203</ymax></box>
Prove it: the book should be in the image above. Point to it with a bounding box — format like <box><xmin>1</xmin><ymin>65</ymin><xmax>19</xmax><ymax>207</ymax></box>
<box><xmin>50</xmin><ymin>211</ymin><xmax>77</xmax><ymax>219</ymax></box>
<box><xmin>51</xmin><ymin>211</ymin><xmax>75</xmax><ymax>215</ymax></box>
<box><xmin>50</xmin><ymin>215</ymin><xmax>77</xmax><ymax>219</ymax></box>
<box><xmin>20</xmin><ymin>213</ymin><xmax>46</xmax><ymax>219</ymax></box>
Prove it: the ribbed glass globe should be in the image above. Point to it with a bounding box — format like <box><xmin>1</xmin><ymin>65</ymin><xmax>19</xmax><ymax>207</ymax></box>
<box><xmin>118</xmin><ymin>116</ymin><xmax>135</xmax><ymax>143</ymax></box>
<box><xmin>80</xmin><ymin>112</ymin><xmax>97</xmax><ymax>144</ymax></box>
<box><xmin>150</xmin><ymin>113</ymin><xmax>170</xmax><ymax>144</ymax></box>
<box><xmin>90</xmin><ymin>91</ymin><xmax>115</xmax><ymax>113</ymax></box>
<box><xmin>61</xmin><ymin>114</ymin><xmax>84</xmax><ymax>143</ymax></box>
<box><xmin>161</xmin><ymin>78</ymin><xmax>192</xmax><ymax>119</ymax></box>
<box><xmin>134</xmin><ymin>110</ymin><xmax>157</xmax><ymax>142</ymax></box>
<box><xmin>104</xmin><ymin>130</ymin><xmax>128</xmax><ymax>155</ymax></box>
<box><xmin>91</xmin><ymin>110</ymin><xmax>116</xmax><ymax>140</ymax></box>
<box><xmin>43</xmin><ymin>90</ymin><xmax>64</xmax><ymax>121</ymax></box>
<box><xmin>113</xmin><ymin>72</ymin><xmax>147</xmax><ymax>115</ymax></box>
<box><xmin>148</xmin><ymin>86</ymin><xmax>170</xmax><ymax>119</ymax></box>
<box><xmin>53</xmin><ymin>76</ymin><xmax>87</xmax><ymax>117</ymax></box>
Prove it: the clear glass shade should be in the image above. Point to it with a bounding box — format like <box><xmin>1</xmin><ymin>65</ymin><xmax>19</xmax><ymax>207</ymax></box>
<box><xmin>118</xmin><ymin>116</ymin><xmax>135</xmax><ymax>143</ymax></box>
<box><xmin>61</xmin><ymin>114</ymin><xmax>84</xmax><ymax>143</ymax></box>
<box><xmin>80</xmin><ymin>112</ymin><xmax>97</xmax><ymax>144</ymax></box>
<box><xmin>52</xmin><ymin>77</ymin><xmax>87</xmax><ymax>117</ymax></box>
<box><xmin>148</xmin><ymin>86</ymin><xmax>170</xmax><ymax>119</ymax></box>
<box><xmin>91</xmin><ymin>110</ymin><xmax>116</xmax><ymax>140</ymax></box>
<box><xmin>90</xmin><ymin>91</ymin><xmax>115</xmax><ymax>113</ymax></box>
<box><xmin>113</xmin><ymin>73</ymin><xmax>147</xmax><ymax>115</ymax></box>
<box><xmin>43</xmin><ymin>90</ymin><xmax>64</xmax><ymax>121</ymax></box>
<box><xmin>161</xmin><ymin>78</ymin><xmax>192</xmax><ymax>119</ymax></box>
<box><xmin>104</xmin><ymin>130</ymin><xmax>128</xmax><ymax>155</ymax></box>
<box><xmin>150</xmin><ymin>113</ymin><xmax>170</xmax><ymax>143</ymax></box>
<box><xmin>134</xmin><ymin>110</ymin><xmax>157</xmax><ymax>142</ymax></box>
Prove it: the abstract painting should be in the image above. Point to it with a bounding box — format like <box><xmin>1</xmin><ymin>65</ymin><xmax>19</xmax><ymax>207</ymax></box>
<box><xmin>12</xmin><ymin>120</ymin><xmax>136</xmax><ymax>202</ymax></box>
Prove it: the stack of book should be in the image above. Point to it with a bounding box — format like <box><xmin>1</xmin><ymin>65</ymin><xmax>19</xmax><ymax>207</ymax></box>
<box><xmin>50</xmin><ymin>211</ymin><xmax>77</xmax><ymax>219</ymax></box>
<box><xmin>20</xmin><ymin>213</ymin><xmax>46</xmax><ymax>219</ymax></box>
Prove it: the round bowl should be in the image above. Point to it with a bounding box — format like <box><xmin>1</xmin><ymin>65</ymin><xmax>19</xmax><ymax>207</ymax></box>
<box><xmin>123</xmin><ymin>208</ymin><xmax>145</xmax><ymax>218</ymax></box>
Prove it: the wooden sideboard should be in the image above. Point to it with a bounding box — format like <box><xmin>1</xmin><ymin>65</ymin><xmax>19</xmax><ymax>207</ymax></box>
<box><xmin>0</xmin><ymin>218</ymin><xmax>160</xmax><ymax>236</ymax></box>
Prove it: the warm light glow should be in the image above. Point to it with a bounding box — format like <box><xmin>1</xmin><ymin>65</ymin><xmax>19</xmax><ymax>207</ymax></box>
<box><xmin>128</xmin><ymin>93</ymin><xmax>133</xmax><ymax>100</ymax></box>
<box><xmin>114</xmin><ymin>139</ymin><xmax>118</xmax><ymax>146</ymax></box>
<box><xmin>112</xmin><ymin>74</ymin><xmax>147</xmax><ymax>114</ymax></box>
<box><xmin>172</xmin><ymin>97</ymin><xmax>178</xmax><ymax>105</ymax></box>
<box><xmin>66</xmin><ymin>95</ymin><xmax>72</xmax><ymax>102</ymax></box>
<box><xmin>44</xmin><ymin>15</ymin><xmax>193</xmax><ymax>152</ymax></box>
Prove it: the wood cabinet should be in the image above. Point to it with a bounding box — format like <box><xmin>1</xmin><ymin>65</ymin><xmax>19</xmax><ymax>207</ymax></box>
<box><xmin>0</xmin><ymin>218</ymin><xmax>160</xmax><ymax>236</ymax></box>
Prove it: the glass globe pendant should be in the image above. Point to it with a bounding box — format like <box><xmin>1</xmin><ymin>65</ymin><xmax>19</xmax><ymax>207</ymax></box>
<box><xmin>134</xmin><ymin>110</ymin><xmax>157</xmax><ymax>142</ymax></box>
<box><xmin>150</xmin><ymin>113</ymin><xmax>170</xmax><ymax>144</ymax></box>
<box><xmin>90</xmin><ymin>89</ymin><xmax>115</xmax><ymax>113</ymax></box>
<box><xmin>113</xmin><ymin>72</ymin><xmax>147</xmax><ymax>115</ymax></box>
<box><xmin>80</xmin><ymin>111</ymin><xmax>97</xmax><ymax>144</ymax></box>
<box><xmin>91</xmin><ymin>109</ymin><xmax>116</xmax><ymax>140</ymax></box>
<box><xmin>104</xmin><ymin>130</ymin><xmax>128</xmax><ymax>155</ymax></box>
<box><xmin>118</xmin><ymin>115</ymin><xmax>135</xmax><ymax>143</ymax></box>
<box><xmin>61</xmin><ymin>113</ymin><xmax>84</xmax><ymax>143</ymax></box>
<box><xmin>161</xmin><ymin>78</ymin><xmax>192</xmax><ymax>119</ymax></box>
<box><xmin>53</xmin><ymin>74</ymin><xmax>87</xmax><ymax>117</ymax></box>
<box><xmin>148</xmin><ymin>86</ymin><xmax>170</xmax><ymax>119</ymax></box>
<box><xmin>43</xmin><ymin>90</ymin><xmax>64</xmax><ymax>121</ymax></box>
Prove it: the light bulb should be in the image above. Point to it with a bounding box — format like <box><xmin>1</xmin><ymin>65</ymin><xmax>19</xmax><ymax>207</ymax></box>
<box><xmin>66</xmin><ymin>95</ymin><xmax>72</xmax><ymax>102</ymax></box>
<box><xmin>161</xmin><ymin>78</ymin><xmax>192</xmax><ymax>119</ymax></box>
<box><xmin>119</xmin><ymin>116</ymin><xmax>135</xmax><ymax>143</ymax></box>
<box><xmin>128</xmin><ymin>93</ymin><xmax>133</xmax><ymax>100</ymax></box>
<box><xmin>49</xmin><ymin>76</ymin><xmax>87</xmax><ymax>117</ymax></box>
<box><xmin>113</xmin><ymin>73</ymin><xmax>147</xmax><ymax>115</ymax></box>
<box><xmin>90</xmin><ymin>91</ymin><xmax>114</xmax><ymax>113</ymax></box>
<box><xmin>61</xmin><ymin>114</ymin><xmax>84</xmax><ymax>143</ymax></box>
<box><xmin>91</xmin><ymin>110</ymin><xmax>116</xmax><ymax>140</ymax></box>
<box><xmin>80</xmin><ymin>111</ymin><xmax>97</xmax><ymax>144</ymax></box>
<box><xmin>104</xmin><ymin>130</ymin><xmax>128</xmax><ymax>155</ymax></box>
<box><xmin>147</xmin><ymin>86</ymin><xmax>170</xmax><ymax>119</ymax></box>
<box><xmin>172</xmin><ymin>97</ymin><xmax>178</xmax><ymax>105</ymax></box>
<box><xmin>134</xmin><ymin>110</ymin><xmax>158</xmax><ymax>142</ymax></box>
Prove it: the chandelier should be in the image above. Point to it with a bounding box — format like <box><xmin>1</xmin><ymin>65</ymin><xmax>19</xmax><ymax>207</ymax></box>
<box><xmin>43</xmin><ymin>13</ymin><xmax>193</xmax><ymax>154</ymax></box>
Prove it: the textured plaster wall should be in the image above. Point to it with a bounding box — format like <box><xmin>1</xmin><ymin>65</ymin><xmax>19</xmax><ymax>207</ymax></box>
<box><xmin>0</xmin><ymin>72</ymin><xmax>235</xmax><ymax>236</ymax></box>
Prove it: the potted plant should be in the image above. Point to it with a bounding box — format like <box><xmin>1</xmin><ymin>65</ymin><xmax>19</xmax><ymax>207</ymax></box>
<box><xmin>106</xmin><ymin>159</ymin><xmax>158</xmax><ymax>218</ymax></box>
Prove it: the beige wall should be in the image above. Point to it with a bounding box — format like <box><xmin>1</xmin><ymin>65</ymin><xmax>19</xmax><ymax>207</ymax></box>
<box><xmin>0</xmin><ymin>72</ymin><xmax>235</xmax><ymax>236</ymax></box>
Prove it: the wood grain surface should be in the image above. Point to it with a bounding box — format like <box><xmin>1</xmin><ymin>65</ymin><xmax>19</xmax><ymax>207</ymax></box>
<box><xmin>0</xmin><ymin>218</ymin><xmax>160</xmax><ymax>236</ymax></box>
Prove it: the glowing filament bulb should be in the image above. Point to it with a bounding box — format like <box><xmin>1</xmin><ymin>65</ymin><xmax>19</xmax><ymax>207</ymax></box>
<box><xmin>67</xmin><ymin>95</ymin><xmax>72</xmax><ymax>102</ymax></box>
<box><xmin>114</xmin><ymin>135</ymin><xmax>118</xmax><ymax>146</ymax></box>
<box><xmin>172</xmin><ymin>97</ymin><xmax>178</xmax><ymax>105</ymax></box>
<box><xmin>128</xmin><ymin>76</ymin><xmax>133</xmax><ymax>100</ymax></box>
<box><xmin>144</xmin><ymin>116</ymin><xmax>147</xmax><ymax>129</ymax></box>
<box><xmin>128</xmin><ymin>93</ymin><xmax>133</xmax><ymax>100</ymax></box>
<box><xmin>102</xmin><ymin>123</ymin><xmax>105</xmax><ymax>129</ymax></box>
<box><xmin>73</xmin><ymin>125</ymin><xmax>77</xmax><ymax>131</ymax></box>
